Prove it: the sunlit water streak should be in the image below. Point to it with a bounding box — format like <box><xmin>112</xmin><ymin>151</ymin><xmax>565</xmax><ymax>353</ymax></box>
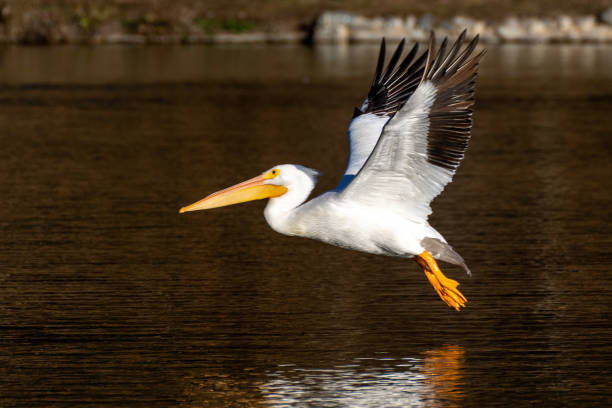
<box><xmin>262</xmin><ymin>345</ymin><xmax>463</xmax><ymax>407</ymax></box>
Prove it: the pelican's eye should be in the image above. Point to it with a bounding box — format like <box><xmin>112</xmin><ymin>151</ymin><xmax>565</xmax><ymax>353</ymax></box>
<box><xmin>264</xmin><ymin>169</ymin><xmax>280</xmax><ymax>179</ymax></box>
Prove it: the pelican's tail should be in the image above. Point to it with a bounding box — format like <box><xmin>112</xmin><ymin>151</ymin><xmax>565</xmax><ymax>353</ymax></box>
<box><xmin>421</xmin><ymin>237</ymin><xmax>471</xmax><ymax>276</ymax></box>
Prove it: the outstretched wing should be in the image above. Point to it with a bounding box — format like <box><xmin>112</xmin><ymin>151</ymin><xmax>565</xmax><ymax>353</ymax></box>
<box><xmin>339</xmin><ymin>31</ymin><xmax>485</xmax><ymax>221</ymax></box>
<box><xmin>336</xmin><ymin>37</ymin><xmax>430</xmax><ymax>190</ymax></box>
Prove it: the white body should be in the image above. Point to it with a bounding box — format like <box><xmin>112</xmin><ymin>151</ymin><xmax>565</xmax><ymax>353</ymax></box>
<box><xmin>265</xmin><ymin>188</ymin><xmax>443</xmax><ymax>257</ymax></box>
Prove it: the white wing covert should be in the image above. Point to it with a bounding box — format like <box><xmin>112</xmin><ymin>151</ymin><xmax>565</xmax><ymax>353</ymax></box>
<box><xmin>340</xmin><ymin>31</ymin><xmax>485</xmax><ymax>221</ymax></box>
<box><xmin>336</xmin><ymin>38</ymin><xmax>431</xmax><ymax>190</ymax></box>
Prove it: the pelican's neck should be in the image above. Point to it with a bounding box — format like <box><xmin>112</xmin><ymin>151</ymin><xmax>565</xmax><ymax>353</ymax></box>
<box><xmin>263</xmin><ymin>177</ymin><xmax>316</xmax><ymax>236</ymax></box>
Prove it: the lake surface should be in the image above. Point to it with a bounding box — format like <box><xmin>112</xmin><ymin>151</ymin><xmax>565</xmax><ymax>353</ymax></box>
<box><xmin>1</xmin><ymin>43</ymin><xmax>611</xmax><ymax>407</ymax></box>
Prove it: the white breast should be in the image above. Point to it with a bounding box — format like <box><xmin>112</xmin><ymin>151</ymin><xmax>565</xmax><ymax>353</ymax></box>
<box><xmin>284</xmin><ymin>193</ymin><xmax>439</xmax><ymax>257</ymax></box>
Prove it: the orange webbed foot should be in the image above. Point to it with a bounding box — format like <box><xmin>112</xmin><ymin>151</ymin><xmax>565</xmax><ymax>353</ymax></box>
<box><xmin>415</xmin><ymin>251</ymin><xmax>467</xmax><ymax>311</ymax></box>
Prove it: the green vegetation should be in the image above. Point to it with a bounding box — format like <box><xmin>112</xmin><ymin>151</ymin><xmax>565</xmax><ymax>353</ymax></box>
<box><xmin>194</xmin><ymin>18</ymin><xmax>256</xmax><ymax>34</ymax></box>
<box><xmin>121</xmin><ymin>17</ymin><xmax>145</xmax><ymax>34</ymax></box>
<box><xmin>120</xmin><ymin>13</ymin><xmax>171</xmax><ymax>34</ymax></box>
<box><xmin>78</xmin><ymin>16</ymin><xmax>92</xmax><ymax>32</ymax></box>
<box><xmin>72</xmin><ymin>6</ymin><xmax>113</xmax><ymax>34</ymax></box>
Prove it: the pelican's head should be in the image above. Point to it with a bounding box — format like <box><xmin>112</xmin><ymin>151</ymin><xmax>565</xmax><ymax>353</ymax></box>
<box><xmin>179</xmin><ymin>164</ymin><xmax>321</xmax><ymax>214</ymax></box>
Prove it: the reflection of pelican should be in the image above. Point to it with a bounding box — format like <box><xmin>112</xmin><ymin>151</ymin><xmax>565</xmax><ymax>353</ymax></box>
<box><xmin>261</xmin><ymin>345</ymin><xmax>465</xmax><ymax>407</ymax></box>
<box><xmin>422</xmin><ymin>345</ymin><xmax>465</xmax><ymax>408</ymax></box>
<box><xmin>180</xmin><ymin>31</ymin><xmax>485</xmax><ymax>310</ymax></box>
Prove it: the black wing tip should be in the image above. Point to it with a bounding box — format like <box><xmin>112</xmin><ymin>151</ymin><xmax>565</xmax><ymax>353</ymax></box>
<box><xmin>423</xmin><ymin>30</ymin><xmax>484</xmax><ymax>84</ymax></box>
<box><xmin>424</xmin><ymin>29</ymin><xmax>484</xmax><ymax>173</ymax></box>
<box><xmin>363</xmin><ymin>36</ymin><xmax>429</xmax><ymax>116</ymax></box>
<box><xmin>373</xmin><ymin>38</ymin><xmax>386</xmax><ymax>80</ymax></box>
<box><xmin>361</xmin><ymin>30</ymin><xmax>484</xmax><ymax>119</ymax></box>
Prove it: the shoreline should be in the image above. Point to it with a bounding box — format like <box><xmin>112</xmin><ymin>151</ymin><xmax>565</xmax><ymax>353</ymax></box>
<box><xmin>2</xmin><ymin>9</ymin><xmax>612</xmax><ymax>45</ymax></box>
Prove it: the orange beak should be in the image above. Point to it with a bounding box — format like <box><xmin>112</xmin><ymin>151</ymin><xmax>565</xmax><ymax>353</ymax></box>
<box><xmin>179</xmin><ymin>174</ymin><xmax>288</xmax><ymax>213</ymax></box>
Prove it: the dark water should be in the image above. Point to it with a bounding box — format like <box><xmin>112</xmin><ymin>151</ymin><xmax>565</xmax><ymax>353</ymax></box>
<box><xmin>1</xmin><ymin>43</ymin><xmax>611</xmax><ymax>407</ymax></box>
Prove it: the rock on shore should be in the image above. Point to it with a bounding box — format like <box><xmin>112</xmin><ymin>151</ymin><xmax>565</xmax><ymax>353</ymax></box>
<box><xmin>313</xmin><ymin>11</ymin><xmax>612</xmax><ymax>43</ymax></box>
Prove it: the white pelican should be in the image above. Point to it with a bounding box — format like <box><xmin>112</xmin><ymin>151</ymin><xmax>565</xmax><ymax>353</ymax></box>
<box><xmin>180</xmin><ymin>31</ymin><xmax>485</xmax><ymax>310</ymax></box>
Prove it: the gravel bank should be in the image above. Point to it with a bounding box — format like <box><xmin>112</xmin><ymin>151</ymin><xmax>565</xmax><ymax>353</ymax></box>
<box><xmin>313</xmin><ymin>11</ymin><xmax>612</xmax><ymax>43</ymax></box>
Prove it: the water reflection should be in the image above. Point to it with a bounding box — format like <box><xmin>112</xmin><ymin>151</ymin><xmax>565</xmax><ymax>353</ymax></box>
<box><xmin>421</xmin><ymin>345</ymin><xmax>464</xmax><ymax>408</ymax></box>
<box><xmin>261</xmin><ymin>345</ymin><xmax>464</xmax><ymax>407</ymax></box>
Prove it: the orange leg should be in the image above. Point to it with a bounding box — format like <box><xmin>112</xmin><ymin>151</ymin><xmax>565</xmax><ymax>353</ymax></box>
<box><xmin>415</xmin><ymin>251</ymin><xmax>467</xmax><ymax>311</ymax></box>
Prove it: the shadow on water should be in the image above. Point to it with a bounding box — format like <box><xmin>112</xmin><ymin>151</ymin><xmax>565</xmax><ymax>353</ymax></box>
<box><xmin>0</xmin><ymin>43</ymin><xmax>611</xmax><ymax>407</ymax></box>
